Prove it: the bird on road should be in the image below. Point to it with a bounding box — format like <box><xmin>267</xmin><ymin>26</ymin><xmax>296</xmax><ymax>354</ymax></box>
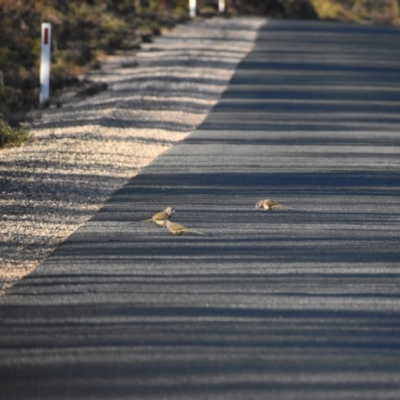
<box><xmin>255</xmin><ymin>199</ymin><xmax>286</xmax><ymax>211</ymax></box>
<box><xmin>165</xmin><ymin>220</ymin><xmax>208</xmax><ymax>236</ymax></box>
<box><xmin>143</xmin><ymin>207</ymin><xmax>175</xmax><ymax>226</ymax></box>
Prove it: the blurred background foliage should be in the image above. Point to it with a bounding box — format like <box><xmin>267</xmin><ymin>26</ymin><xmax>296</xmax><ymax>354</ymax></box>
<box><xmin>0</xmin><ymin>0</ymin><xmax>189</xmax><ymax>120</ymax></box>
<box><xmin>0</xmin><ymin>0</ymin><xmax>399</xmax><ymax>138</ymax></box>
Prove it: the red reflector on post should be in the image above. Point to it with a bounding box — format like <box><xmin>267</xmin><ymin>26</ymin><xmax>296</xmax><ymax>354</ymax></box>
<box><xmin>44</xmin><ymin>28</ymin><xmax>49</xmax><ymax>45</ymax></box>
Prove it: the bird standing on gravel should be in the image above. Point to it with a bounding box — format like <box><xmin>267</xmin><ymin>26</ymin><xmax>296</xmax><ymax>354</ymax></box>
<box><xmin>143</xmin><ymin>207</ymin><xmax>175</xmax><ymax>226</ymax></box>
<box><xmin>165</xmin><ymin>220</ymin><xmax>208</xmax><ymax>236</ymax></box>
<box><xmin>255</xmin><ymin>199</ymin><xmax>286</xmax><ymax>211</ymax></box>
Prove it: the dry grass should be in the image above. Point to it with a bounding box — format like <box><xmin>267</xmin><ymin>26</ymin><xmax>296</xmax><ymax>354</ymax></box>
<box><xmin>311</xmin><ymin>0</ymin><xmax>400</xmax><ymax>24</ymax></box>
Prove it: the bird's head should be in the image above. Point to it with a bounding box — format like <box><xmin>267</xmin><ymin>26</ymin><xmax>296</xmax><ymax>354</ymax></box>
<box><xmin>255</xmin><ymin>200</ymin><xmax>263</xmax><ymax>209</ymax></box>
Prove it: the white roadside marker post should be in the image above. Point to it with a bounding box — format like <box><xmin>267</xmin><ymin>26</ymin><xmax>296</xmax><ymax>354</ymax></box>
<box><xmin>40</xmin><ymin>23</ymin><xmax>51</xmax><ymax>105</ymax></box>
<box><xmin>218</xmin><ymin>0</ymin><xmax>225</xmax><ymax>13</ymax></box>
<box><xmin>189</xmin><ymin>0</ymin><xmax>196</xmax><ymax>17</ymax></box>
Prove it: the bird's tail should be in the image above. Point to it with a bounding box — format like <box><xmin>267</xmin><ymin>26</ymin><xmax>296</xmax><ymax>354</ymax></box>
<box><xmin>271</xmin><ymin>204</ymin><xmax>286</xmax><ymax>210</ymax></box>
<box><xmin>142</xmin><ymin>218</ymin><xmax>153</xmax><ymax>222</ymax></box>
<box><xmin>191</xmin><ymin>229</ymin><xmax>209</xmax><ymax>236</ymax></box>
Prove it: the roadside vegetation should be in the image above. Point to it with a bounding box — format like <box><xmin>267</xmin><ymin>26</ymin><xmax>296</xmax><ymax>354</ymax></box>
<box><xmin>0</xmin><ymin>0</ymin><xmax>399</xmax><ymax>148</ymax></box>
<box><xmin>311</xmin><ymin>0</ymin><xmax>400</xmax><ymax>24</ymax></box>
<box><xmin>0</xmin><ymin>118</ymin><xmax>31</xmax><ymax>148</ymax></box>
<box><xmin>0</xmin><ymin>0</ymin><xmax>189</xmax><ymax>148</ymax></box>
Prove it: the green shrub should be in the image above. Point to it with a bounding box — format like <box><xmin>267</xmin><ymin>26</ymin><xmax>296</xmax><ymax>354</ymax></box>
<box><xmin>56</xmin><ymin>48</ymin><xmax>92</xmax><ymax>67</ymax></box>
<box><xmin>0</xmin><ymin>85</ymin><xmax>14</xmax><ymax>114</ymax></box>
<box><xmin>0</xmin><ymin>117</ymin><xmax>30</xmax><ymax>149</ymax></box>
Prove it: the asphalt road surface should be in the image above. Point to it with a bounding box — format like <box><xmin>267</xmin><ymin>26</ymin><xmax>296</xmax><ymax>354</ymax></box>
<box><xmin>1</xmin><ymin>19</ymin><xmax>400</xmax><ymax>400</ymax></box>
